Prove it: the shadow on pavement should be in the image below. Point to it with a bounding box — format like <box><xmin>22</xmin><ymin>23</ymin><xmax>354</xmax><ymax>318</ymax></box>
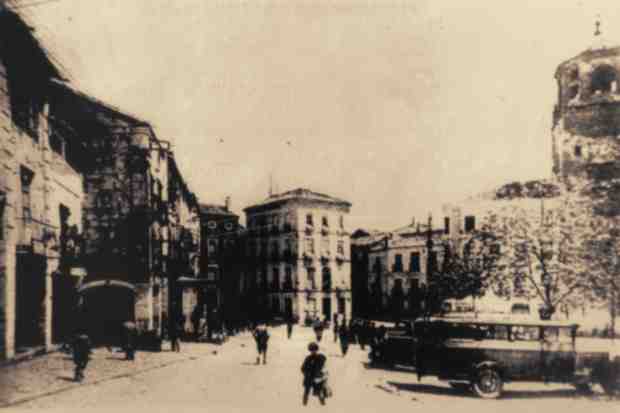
<box><xmin>56</xmin><ymin>376</ymin><xmax>75</xmax><ymax>383</ymax></box>
<box><xmin>387</xmin><ymin>380</ymin><xmax>609</xmax><ymax>400</ymax></box>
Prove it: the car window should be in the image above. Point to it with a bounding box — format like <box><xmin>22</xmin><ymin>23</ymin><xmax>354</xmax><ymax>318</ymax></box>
<box><xmin>511</xmin><ymin>326</ymin><xmax>539</xmax><ymax>341</ymax></box>
<box><xmin>542</xmin><ymin>327</ymin><xmax>572</xmax><ymax>343</ymax></box>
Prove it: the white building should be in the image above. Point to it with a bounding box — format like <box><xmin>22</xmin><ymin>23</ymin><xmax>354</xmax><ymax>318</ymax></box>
<box><xmin>244</xmin><ymin>188</ymin><xmax>352</xmax><ymax>322</ymax></box>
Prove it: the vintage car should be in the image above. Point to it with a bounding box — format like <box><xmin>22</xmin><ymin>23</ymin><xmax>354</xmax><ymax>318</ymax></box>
<box><xmin>370</xmin><ymin>316</ymin><xmax>620</xmax><ymax>399</ymax></box>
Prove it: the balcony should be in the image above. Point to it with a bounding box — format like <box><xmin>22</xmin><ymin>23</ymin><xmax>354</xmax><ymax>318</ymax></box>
<box><xmin>305</xmin><ymin>225</ymin><xmax>314</xmax><ymax>235</ymax></box>
<box><xmin>320</xmin><ymin>251</ymin><xmax>331</xmax><ymax>264</ymax></box>
<box><xmin>320</xmin><ymin>226</ymin><xmax>329</xmax><ymax>236</ymax></box>
<box><xmin>335</xmin><ymin>253</ymin><xmax>347</xmax><ymax>265</ymax></box>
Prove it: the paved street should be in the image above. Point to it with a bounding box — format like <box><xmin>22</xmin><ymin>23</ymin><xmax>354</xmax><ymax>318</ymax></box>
<box><xmin>0</xmin><ymin>325</ymin><xmax>617</xmax><ymax>412</ymax></box>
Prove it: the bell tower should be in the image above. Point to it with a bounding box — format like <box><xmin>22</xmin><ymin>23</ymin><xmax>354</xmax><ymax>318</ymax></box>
<box><xmin>552</xmin><ymin>18</ymin><xmax>620</xmax><ymax>198</ymax></box>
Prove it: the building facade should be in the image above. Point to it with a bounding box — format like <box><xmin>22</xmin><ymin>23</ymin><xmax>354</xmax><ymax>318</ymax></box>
<box><xmin>0</xmin><ymin>8</ymin><xmax>86</xmax><ymax>359</ymax></box>
<box><xmin>244</xmin><ymin>189</ymin><xmax>352</xmax><ymax>323</ymax></box>
<box><xmin>198</xmin><ymin>199</ymin><xmax>243</xmax><ymax>331</ymax></box>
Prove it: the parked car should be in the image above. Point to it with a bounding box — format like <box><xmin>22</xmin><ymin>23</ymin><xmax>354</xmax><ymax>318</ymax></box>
<box><xmin>370</xmin><ymin>316</ymin><xmax>620</xmax><ymax>399</ymax></box>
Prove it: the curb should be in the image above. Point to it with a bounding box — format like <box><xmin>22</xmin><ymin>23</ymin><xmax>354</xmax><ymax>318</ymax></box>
<box><xmin>0</xmin><ymin>345</ymin><xmax>61</xmax><ymax>369</ymax></box>
<box><xmin>0</xmin><ymin>353</ymin><xmax>200</xmax><ymax>409</ymax></box>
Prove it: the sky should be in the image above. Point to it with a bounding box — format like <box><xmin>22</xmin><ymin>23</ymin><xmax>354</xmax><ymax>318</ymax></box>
<box><xmin>12</xmin><ymin>0</ymin><xmax>620</xmax><ymax>231</ymax></box>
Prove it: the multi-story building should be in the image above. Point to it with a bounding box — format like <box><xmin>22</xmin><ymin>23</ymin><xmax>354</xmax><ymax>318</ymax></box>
<box><xmin>244</xmin><ymin>189</ymin><xmax>352</xmax><ymax>323</ymax></box>
<box><xmin>0</xmin><ymin>7</ymin><xmax>86</xmax><ymax>359</ymax></box>
<box><xmin>198</xmin><ymin>198</ymin><xmax>243</xmax><ymax>331</ymax></box>
<box><xmin>364</xmin><ymin>219</ymin><xmax>445</xmax><ymax>319</ymax></box>
<box><xmin>50</xmin><ymin>82</ymin><xmax>199</xmax><ymax>343</ymax></box>
<box><xmin>350</xmin><ymin>229</ymin><xmax>386</xmax><ymax>318</ymax></box>
<box><xmin>166</xmin><ymin>157</ymin><xmax>201</xmax><ymax>335</ymax></box>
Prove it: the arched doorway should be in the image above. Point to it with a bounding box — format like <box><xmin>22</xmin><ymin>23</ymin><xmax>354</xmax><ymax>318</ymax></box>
<box><xmin>78</xmin><ymin>280</ymin><xmax>136</xmax><ymax>345</ymax></box>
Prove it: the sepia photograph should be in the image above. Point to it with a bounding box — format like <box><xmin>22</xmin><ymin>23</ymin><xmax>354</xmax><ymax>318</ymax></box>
<box><xmin>0</xmin><ymin>0</ymin><xmax>620</xmax><ymax>411</ymax></box>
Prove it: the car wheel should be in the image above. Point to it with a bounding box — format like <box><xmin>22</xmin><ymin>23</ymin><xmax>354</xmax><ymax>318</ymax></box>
<box><xmin>472</xmin><ymin>369</ymin><xmax>503</xmax><ymax>399</ymax></box>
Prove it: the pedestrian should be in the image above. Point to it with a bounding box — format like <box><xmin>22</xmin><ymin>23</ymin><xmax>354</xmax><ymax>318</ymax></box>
<box><xmin>286</xmin><ymin>316</ymin><xmax>294</xmax><ymax>339</ymax></box>
<box><xmin>333</xmin><ymin>316</ymin><xmax>339</xmax><ymax>343</ymax></box>
<box><xmin>338</xmin><ymin>323</ymin><xmax>350</xmax><ymax>357</ymax></box>
<box><xmin>122</xmin><ymin>320</ymin><xmax>137</xmax><ymax>361</ymax></box>
<box><xmin>169</xmin><ymin>318</ymin><xmax>181</xmax><ymax>352</ymax></box>
<box><xmin>360</xmin><ymin>320</ymin><xmax>369</xmax><ymax>351</ymax></box>
<box><xmin>301</xmin><ymin>342</ymin><xmax>329</xmax><ymax>406</ymax></box>
<box><xmin>72</xmin><ymin>329</ymin><xmax>92</xmax><ymax>382</ymax></box>
<box><xmin>312</xmin><ymin>317</ymin><xmax>324</xmax><ymax>342</ymax></box>
<box><xmin>252</xmin><ymin>324</ymin><xmax>270</xmax><ymax>365</ymax></box>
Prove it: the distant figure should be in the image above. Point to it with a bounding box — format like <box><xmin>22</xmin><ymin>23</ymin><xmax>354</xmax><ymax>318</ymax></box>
<box><xmin>313</xmin><ymin>318</ymin><xmax>324</xmax><ymax>342</ymax></box>
<box><xmin>72</xmin><ymin>330</ymin><xmax>92</xmax><ymax>382</ymax></box>
<box><xmin>123</xmin><ymin>320</ymin><xmax>137</xmax><ymax>361</ymax></box>
<box><xmin>338</xmin><ymin>323</ymin><xmax>350</xmax><ymax>357</ymax></box>
<box><xmin>333</xmin><ymin>317</ymin><xmax>339</xmax><ymax>343</ymax></box>
<box><xmin>253</xmin><ymin>324</ymin><xmax>270</xmax><ymax>365</ymax></box>
<box><xmin>301</xmin><ymin>342</ymin><xmax>329</xmax><ymax>406</ymax></box>
<box><xmin>191</xmin><ymin>306</ymin><xmax>202</xmax><ymax>340</ymax></box>
<box><xmin>286</xmin><ymin>316</ymin><xmax>294</xmax><ymax>339</ymax></box>
<box><xmin>169</xmin><ymin>318</ymin><xmax>181</xmax><ymax>352</ymax></box>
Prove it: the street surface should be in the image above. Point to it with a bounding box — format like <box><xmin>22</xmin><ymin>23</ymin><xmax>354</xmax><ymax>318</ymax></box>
<box><xmin>4</xmin><ymin>326</ymin><xmax>620</xmax><ymax>412</ymax></box>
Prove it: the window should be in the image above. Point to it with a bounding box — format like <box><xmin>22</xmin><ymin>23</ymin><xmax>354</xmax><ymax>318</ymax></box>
<box><xmin>305</xmin><ymin>238</ymin><xmax>315</xmax><ymax>254</ymax></box>
<box><xmin>464</xmin><ymin>215</ymin><xmax>476</xmax><ymax>232</ymax></box>
<box><xmin>511</xmin><ymin>326</ymin><xmax>539</xmax><ymax>341</ymax></box>
<box><xmin>337</xmin><ymin>240</ymin><xmax>344</xmax><ymax>255</ymax></box>
<box><xmin>7</xmin><ymin>69</ymin><xmax>40</xmax><ymax>140</ymax></box>
<box><xmin>321</xmin><ymin>238</ymin><xmax>329</xmax><ymax>254</ymax></box>
<box><xmin>207</xmin><ymin>239</ymin><xmax>217</xmax><ymax>257</ymax></box>
<box><xmin>393</xmin><ymin>254</ymin><xmax>403</xmax><ymax>272</ymax></box>
<box><xmin>322</xmin><ymin>216</ymin><xmax>329</xmax><ymax>227</ymax></box>
<box><xmin>574</xmin><ymin>145</ymin><xmax>582</xmax><ymax>158</ymax></box>
<box><xmin>306</xmin><ymin>213</ymin><xmax>313</xmax><ymax>226</ymax></box>
<box><xmin>339</xmin><ymin>215</ymin><xmax>344</xmax><ymax>229</ymax></box>
<box><xmin>373</xmin><ymin>257</ymin><xmax>382</xmax><ymax>274</ymax></box>
<box><xmin>410</xmin><ymin>252</ymin><xmax>421</xmax><ymax>273</ymax></box>
<box><xmin>307</xmin><ymin>268</ymin><xmax>316</xmax><ymax>289</ymax></box>
<box><xmin>272</xmin><ymin>267</ymin><xmax>280</xmax><ymax>290</ymax></box>
<box><xmin>322</xmin><ymin>267</ymin><xmax>332</xmax><ymax>291</ymax></box>
<box><xmin>591</xmin><ymin>65</ymin><xmax>618</xmax><ymax>94</ymax></box>
<box><xmin>444</xmin><ymin>217</ymin><xmax>450</xmax><ymax>234</ymax></box>
<box><xmin>20</xmin><ymin>167</ymin><xmax>34</xmax><ymax>222</ymax></box>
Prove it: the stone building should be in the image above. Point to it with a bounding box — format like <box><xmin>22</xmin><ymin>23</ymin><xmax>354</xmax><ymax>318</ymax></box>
<box><xmin>0</xmin><ymin>7</ymin><xmax>85</xmax><ymax>359</ymax></box>
<box><xmin>244</xmin><ymin>189</ymin><xmax>352</xmax><ymax>323</ymax></box>
<box><xmin>350</xmin><ymin>229</ymin><xmax>385</xmax><ymax>318</ymax></box>
<box><xmin>49</xmin><ymin>83</ymin><xmax>199</xmax><ymax>343</ymax></box>
<box><xmin>198</xmin><ymin>198</ymin><xmax>243</xmax><ymax>332</ymax></box>
<box><xmin>362</xmin><ymin>220</ymin><xmax>445</xmax><ymax>319</ymax></box>
<box><xmin>166</xmin><ymin>158</ymin><xmax>201</xmax><ymax>336</ymax></box>
<box><xmin>552</xmin><ymin>32</ymin><xmax>620</xmax><ymax>216</ymax></box>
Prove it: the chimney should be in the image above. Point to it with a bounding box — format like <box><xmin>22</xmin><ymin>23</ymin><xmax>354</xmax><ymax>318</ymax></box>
<box><xmin>411</xmin><ymin>217</ymin><xmax>416</xmax><ymax>227</ymax></box>
<box><xmin>224</xmin><ymin>196</ymin><xmax>231</xmax><ymax>211</ymax></box>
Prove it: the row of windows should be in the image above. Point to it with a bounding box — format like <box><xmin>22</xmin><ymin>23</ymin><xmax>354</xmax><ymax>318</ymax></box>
<box><xmin>248</xmin><ymin>213</ymin><xmax>345</xmax><ymax>230</ymax></box>
<box><xmin>247</xmin><ymin>238</ymin><xmax>346</xmax><ymax>256</ymax></box>
<box><xmin>373</xmin><ymin>252</ymin><xmax>425</xmax><ymax>274</ymax></box>
<box><xmin>443</xmin><ymin>215</ymin><xmax>476</xmax><ymax>235</ymax></box>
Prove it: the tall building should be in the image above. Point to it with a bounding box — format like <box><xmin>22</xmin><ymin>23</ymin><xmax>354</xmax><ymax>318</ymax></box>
<box><xmin>244</xmin><ymin>189</ymin><xmax>352</xmax><ymax>323</ymax></box>
<box><xmin>198</xmin><ymin>199</ymin><xmax>243</xmax><ymax>330</ymax></box>
<box><xmin>0</xmin><ymin>8</ymin><xmax>85</xmax><ymax>359</ymax></box>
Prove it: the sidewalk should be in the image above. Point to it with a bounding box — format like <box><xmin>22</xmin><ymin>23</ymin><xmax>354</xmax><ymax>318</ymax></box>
<box><xmin>0</xmin><ymin>336</ymin><xmax>235</xmax><ymax>408</ymax></box>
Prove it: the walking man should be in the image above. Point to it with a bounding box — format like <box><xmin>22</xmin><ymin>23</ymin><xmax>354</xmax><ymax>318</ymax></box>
<box><xmin>170</xmin><ymin>317</ymin><xmax>181</xmax><ymax>352</ymax></box>
<box><xmin>253</xmin><ymin>324</ymin><xmax>270</xmax><ymax>365</ymax></box>
<box><xmin>333</xmin><ymin>316</ymin><xmax>339</xmax><ymax>343</ymax></box>
<box><xmin>338</xmin><ymin>323</ymin><xmax>350</xmax><ymax>357</ymax></box>
<box><xmin>122</xmin><ymin>320</ymin><xmax>137</xmax><ymax>361</ymax></box>
<box><xmin>72</xmin><ymin>329</ymin><xmax>92</xmax><ymax>382</ymax></box>
<box><xmin>286</xmin><ymin>316</ymin><xmax>294</xmax><ymax>339</ymax></box>
<box><xmin>312</xmin><ymin>317</ymin><xmax>324</xmax><ymax>342</ymax></box>
<box><xmin>301</xmin><ymin>342</ymin><xmax>328</xmax><ymax>406</ymax></box>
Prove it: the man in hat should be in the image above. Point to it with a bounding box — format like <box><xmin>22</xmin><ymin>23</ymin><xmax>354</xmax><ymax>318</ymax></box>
<box><xmin>122</xmin><ymin>320</ymin><xmax>137</xmax><ymax>361</ymax></box>
<box><xmin>252</xmin><ymin>324</ymin><xmax>270</xmax><ymax>365</ymax></box>
<box><xmin>72</xmin><ymin>329</ymin><xmax>92</xmax><ymax>382</ymax></box>
<box><xmin>301</xmin><ymin>342</ymin><xmax>328</xmax><ymax>406</ymax></box>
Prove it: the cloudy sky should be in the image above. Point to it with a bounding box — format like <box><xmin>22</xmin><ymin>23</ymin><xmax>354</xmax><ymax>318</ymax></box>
<box><xmin>14</xmin><ymin>0</ymin><xmax>620</xmax><ymax>230</ymax></box>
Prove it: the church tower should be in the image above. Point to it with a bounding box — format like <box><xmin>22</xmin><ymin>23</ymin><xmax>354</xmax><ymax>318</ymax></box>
<box><xmin>552</xmin><ymin>20</ymin><xmax>620</xmax><ymax>206</ymax></box>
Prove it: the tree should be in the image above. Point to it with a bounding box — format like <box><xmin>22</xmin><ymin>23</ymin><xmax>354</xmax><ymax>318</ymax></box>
<box><xmin>421</xmin><ymin>220</ymin><xmax>504</xmax><ymax>318</ymax></box>
<box><xmin>486</xmin><ymin>195</ymin><xmax>588</xmax><ymax>319</ymax></box>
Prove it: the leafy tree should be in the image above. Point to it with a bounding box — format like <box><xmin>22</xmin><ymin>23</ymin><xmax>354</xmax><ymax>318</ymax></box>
<box><xmin>421</xmin><ymin>219</ymin><xmax>504</xmax><ymax>318</ymax></box>
<box><xmin>485</xmin><ymin>196</ymin><xmax>588</xmax><ymax>320</ymax></box>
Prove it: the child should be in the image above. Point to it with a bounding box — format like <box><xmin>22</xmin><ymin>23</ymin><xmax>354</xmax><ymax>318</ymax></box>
<box><xmin>301</xmin><ymin>342</ymin><xmax>329</xmax><ymax>406</ymax></box>
<box><xmin>72</xmin><ymin>329</ymin><xmax>92</xmax><ymax>382</ymax></box>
